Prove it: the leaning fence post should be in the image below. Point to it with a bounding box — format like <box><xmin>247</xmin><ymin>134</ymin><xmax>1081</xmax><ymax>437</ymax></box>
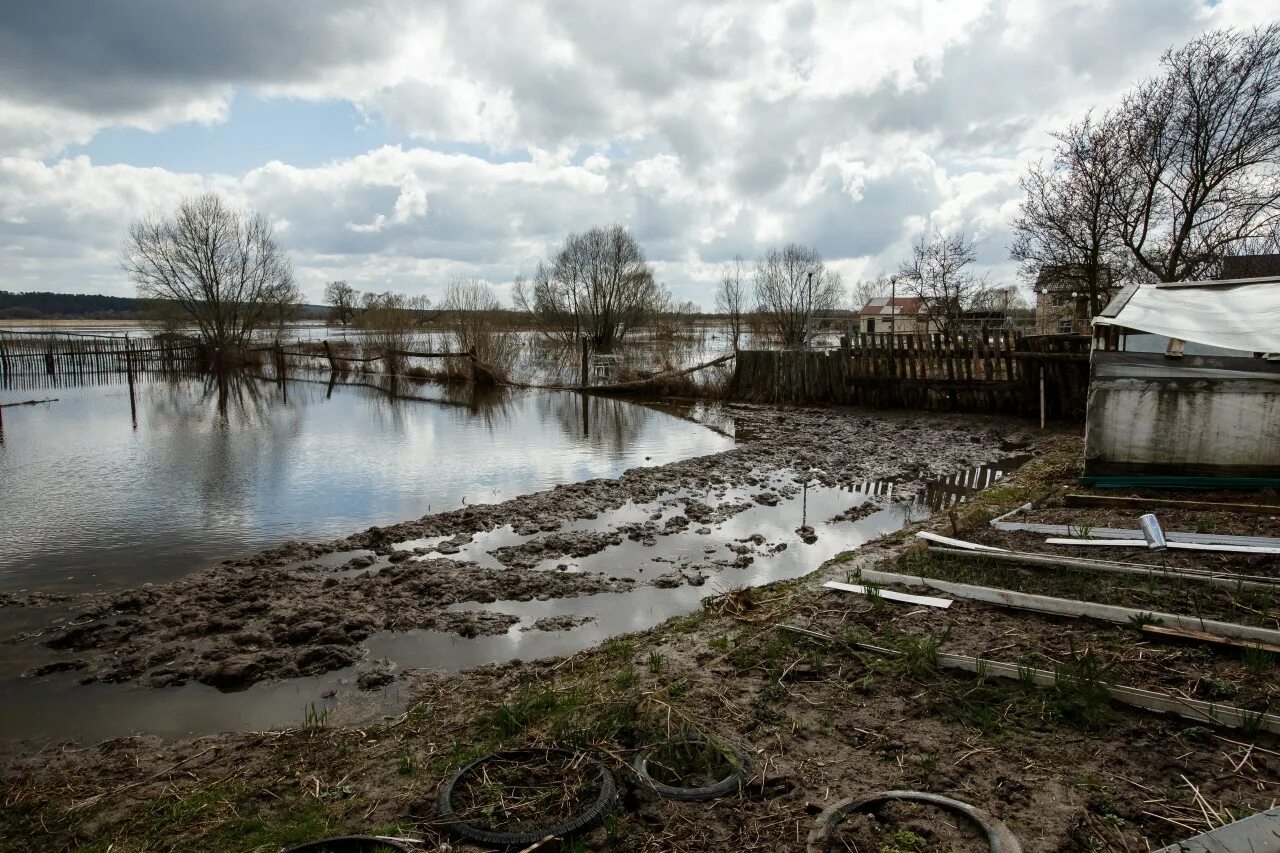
<box><xmin>322</xmin><ymin>339</ymin><xmax>338</xmax><ymax>372</ymax></box>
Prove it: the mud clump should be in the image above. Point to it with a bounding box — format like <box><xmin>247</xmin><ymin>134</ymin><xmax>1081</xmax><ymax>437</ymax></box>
<box><xmin>521</xmin><ymin>614</ymin><xmax>597</xmax><ymax>632</ymax></box>
<box><xmin>40</xmin><ymin>560</ymin><xmax>629</xmax><ymax>690</ymax></box>
<box><xmin>490</xmin><ymin>530</ymin><xmax>623</xmax><ymax>569</ymax></box>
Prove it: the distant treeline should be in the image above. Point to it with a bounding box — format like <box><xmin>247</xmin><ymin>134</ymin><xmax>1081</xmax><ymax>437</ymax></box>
<box><xmin>0</xmin><ymin>290</ymin><xmax>146</xmax><ymax>320</ymax></box>
<box><xmin>0</xmin><ymin>290</ymin><xmax>329</xmax><ymax>321</ymax></box>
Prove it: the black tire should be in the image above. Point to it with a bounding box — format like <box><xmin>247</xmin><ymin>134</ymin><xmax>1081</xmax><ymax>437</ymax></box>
<box><xmin>806</xmin><ymin>790</ymin><xmax>1023</xmax><ymax>853</ymax></box>
<box><xmin>437</xmin><ymin>748</ymin><xmax>617</xmax><ymax>849</ymax></box>
<box><xmin>630</xmin><ymin>734</ymin><xmax>753</xmax><ymax>802</ymax></box>
<box><xmin>281</xmin><ymin>835</ymin><xmax>416</xmax><ymax>853</ymax></box>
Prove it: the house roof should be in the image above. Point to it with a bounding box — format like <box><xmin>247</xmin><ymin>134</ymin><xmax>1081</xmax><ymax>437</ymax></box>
<box><xmin>858</xmin><ymin>296</ymin><xmax>926</xmax><ymax>317</ymax></box>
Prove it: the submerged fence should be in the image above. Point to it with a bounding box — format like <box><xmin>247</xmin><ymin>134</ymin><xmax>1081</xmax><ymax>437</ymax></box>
<box><xmin>728</xmin><ymin>331</ymin><xmax>1091</xmax><ymax>419</ymax></box>
<box><xmin>0</xmin><ymin>331</ymin><xmax>203</xmax><ymax>382</ymax></box>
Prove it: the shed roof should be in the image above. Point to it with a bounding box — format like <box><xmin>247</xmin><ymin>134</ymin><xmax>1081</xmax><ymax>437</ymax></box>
<box><xmin>858</xmin><ymin>296</ymin><xmax>926</xmax><ymax>317</ymax></box>
<box><xmin>1094</xmin><ymin>277</ymin><xmax>1280</xmax><ymax>352</ymax></box>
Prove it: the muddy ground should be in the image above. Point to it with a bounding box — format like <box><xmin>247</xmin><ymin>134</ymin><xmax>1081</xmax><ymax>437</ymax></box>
<box><xmin>2</xmin><ymin>422</ymin><xmax>1278</xmax><ymax>852</ymax></box>
<box><xmin>1</xmin><ymin>405</ymin><xmax>1037</xmax><ymax>692</ymax></box>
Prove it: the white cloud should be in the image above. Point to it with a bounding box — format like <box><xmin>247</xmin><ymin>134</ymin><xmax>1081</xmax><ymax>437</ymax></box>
<box><xmin>0</xmin><ymin>0</ymin><xmax>1274</xmax><ymax>307</ymax></box>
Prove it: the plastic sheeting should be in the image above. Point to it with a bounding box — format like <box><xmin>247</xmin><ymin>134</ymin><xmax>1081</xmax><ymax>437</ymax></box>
<box><xmin>1094</xmin><ymin>280</ymin><xmax>1280</xmax><ymax>353</ymax></box>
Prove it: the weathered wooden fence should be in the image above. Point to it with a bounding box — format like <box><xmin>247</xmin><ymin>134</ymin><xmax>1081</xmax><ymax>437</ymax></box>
<box><xmin>0</xmin><ymin>331</ymin><xmax>202</xmax><ymax>382</ymax></box>
<box><xmin>728</xmin><ymin>332</ymin><xmax>1091</xmax><ymax>419</ymax></box>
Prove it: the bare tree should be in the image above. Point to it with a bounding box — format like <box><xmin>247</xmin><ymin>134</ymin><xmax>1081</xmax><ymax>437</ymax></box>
<box><xmin>1106</xmin><ymin>24</ymin><xmax>1280</xmax><ymax>281</ymax></box>
<box><xmin>850</xmin><ymin>274</ymin><xmax>892</xmax><ymax>313</ymax></box>
<box><xmin>123</xmin><ymin>193</ymin><xmax>300</xmax><ymax>353</ymax></box>
<box><xmin>355</xmin><ymin>291</ymin><xmax>432</xmax><ymax>373</ymax></box>
<box><xmin>715</xmin><ymin>255</ymin><xmax>748</xmax><ymax>351</ymax></box>
<box><xmin>441</xmin><ymin>277</ymin><xmax>520</xmax><ymax>379</ymax></box>
<box><xmin>1011</xmin><ymin>114</ymin><xmax>1131</xmax><ymax>315</ymax></box>
<box><xmin>753</xmin><ymin>243</ymin><xmax>843</xmax><ymax>347</ymax></box>
<box><xmin>324</xmin><ymin>280</ymin><xmax>359</xmax><ymax>326</ymax></box>
<box><xmin>897</xmin><ymin>230</ymin><xmax>987</xmax><ymax>340</ymax></box>
<box><xmin>513</xmin><ymin>224</ymin><xmax>667</xmax><ymax>351</ymax></box>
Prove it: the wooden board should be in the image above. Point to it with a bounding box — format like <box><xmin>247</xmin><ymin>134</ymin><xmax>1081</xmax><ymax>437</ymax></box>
<box><xmin>1045</xmin><ymin>537</ymin><xmax>1280</xmax><ymax>555</ymax></box>
<box><xmin>822</xmin><ymin>581</ymin><xmax>952</xmax><ymax>609</ymax></box>
<box><xmin>1064</xmin><ymin>493</ymin><xmax>1280</xmax><ymax>516</ymax></box>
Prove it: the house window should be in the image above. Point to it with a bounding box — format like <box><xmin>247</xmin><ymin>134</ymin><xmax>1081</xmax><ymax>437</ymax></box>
<box><xmin>1051</xmin><ymin>294</ymin><xmax>1067</xmax><ymax>307</ymax></box>
<box><xmin>1058</xmin><ymin>318</ymin><xmax>1074</xmax><ymax>334</ymax></box>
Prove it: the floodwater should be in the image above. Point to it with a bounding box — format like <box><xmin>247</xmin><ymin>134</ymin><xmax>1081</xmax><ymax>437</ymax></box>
<box><xmin>0</xmin><ymin>435</ymin><xmax>1024</xmax><ymax>743</ymax></box>
<box><xmin>0</xmin><ymin>371</ymin><xmax>732</xmax><ymax>593</ymax></box>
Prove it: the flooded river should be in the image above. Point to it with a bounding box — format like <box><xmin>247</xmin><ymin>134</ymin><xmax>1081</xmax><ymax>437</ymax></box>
<box><xmin>1</xmin><ymin>364</ymin><xmax>1027</xmax><ymax>747</ymax></box>
<box><xmin>0</xmin><ymin>372</ymin><xmax>730</xmax><ymax>592</ymax></box>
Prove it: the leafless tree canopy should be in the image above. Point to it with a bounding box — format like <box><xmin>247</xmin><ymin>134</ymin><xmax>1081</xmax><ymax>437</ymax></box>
<box><xmin>324</xmin><ymin>280</ymin><xmax>359</xmax><ymax>326</ymax></box>
<box><xmin>753</xmin><ymin>243</ymin><xmax>843</xmax><ymax>347</ymax></box>
<box><xmin>441</xmin><ymin>277</ymin><xmax>520</xmax><ymax>378</ymax></box>
<box><xmin>898</xmin><ymin>230</ymin><xmax>987</xmax><ymax>340</ymax></box>
<box><xmin>714</xmin><ymin>254</ymin><xmax>747</xmax><ymax>350</ymax></box>
<box><xmin>1017</xmin><ymin>25</ymin><xmax>1280</xmax><ymax>286</ymax></box>
<box><xmin>1108</xmin><ymin>24</ymin><xmax>1280</xmax><ymax>281</ymax></box>
<box><xmin>355</xmin><ymin>290</ymin><xmax>432</xmax><ymax>372</ymax></box>
<box><xmin>1011</xmin><ymin>115</ymin><xmax>1131</xmax><ymax>314</ymax></box>
<box><xmin>123</xmin><ymin>193</ymin><xmax>301</xmax><ymax>351</ymax></box>
<box><xmin>513</xmin><ymin>224</ymin><xmax>667</xmax><ymax>351</ymax></box>
<box><xmin>850</xmin><ymin>275</ymin><xmax>892</xmax><ymax>313</ymax></box>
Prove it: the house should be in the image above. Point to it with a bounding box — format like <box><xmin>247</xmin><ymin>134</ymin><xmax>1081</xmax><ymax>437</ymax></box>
<box><xmin>1033</xmin><ymin>264</ymin><xmax>1119</xmax><ymax>335</ymax></box>
<box><xmin>856</xmin><ymin>296</ymin><xmax>929</xmax><ymax>335</ymax></box>
<box><xmin>1084</xmin><ymin>276</ymin><xmax>1280</xmax><ymax>485</ymax></box>
<box><xmin>1219</xmin><ymin>253</ymin><xmax>1280</xmax><ymax>279</ymax></box>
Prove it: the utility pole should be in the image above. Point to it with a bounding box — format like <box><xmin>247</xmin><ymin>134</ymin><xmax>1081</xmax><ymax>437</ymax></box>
<box><xmin>804</xmin><ymin>265</ymin><xmax>816</xmax><ymax>348</ymax></box>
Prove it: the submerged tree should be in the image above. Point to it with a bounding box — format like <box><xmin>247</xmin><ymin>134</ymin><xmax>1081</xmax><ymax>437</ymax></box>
<box><xmin>715</xmin><ymin>254</ymin><xmax>747</xmax><ymax>351</ymax></box>
<box><xmin>324</xmin><ymin>280</ymin><xmax>359</xmax><ymax>326</ymax></box>
<box><xmin>355</xmin><ymin>290</ymin><xmax>432</xmax><ymax>373</ymax></box>
<box><xmin>123</xmin><ymin>193</ymin><xmax>301</xmax><ymax>352</ymax></box>
<box><xmin>513</xmin><ymin>224</ymin><xmax>667</xmax><ymax>351</ymax></box>
<box><xmin>440</xmin><ymin>277</ymin><xmax>520</xmax><ymax>379</ymax></box>
<box><xmin>753</xmin><ymin>243</ymin><xmax>843</xmax><ymax>347</ymax></box>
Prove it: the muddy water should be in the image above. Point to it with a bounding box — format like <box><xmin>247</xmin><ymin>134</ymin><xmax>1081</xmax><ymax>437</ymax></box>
<box><xmin>0</xmin><ymin>372</ymin><xmax>731</xmax><ymax>592</ymax></box>
<box><xmin>0</xmin><ymin>455</ymin><xmax>1023</xmax><ymax>744</ymax></box>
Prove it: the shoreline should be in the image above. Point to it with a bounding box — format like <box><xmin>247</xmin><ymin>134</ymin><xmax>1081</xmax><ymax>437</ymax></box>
<box><xmin>3</xmin><ymin>408</ymin><xmax>1276</xmax><ymax>850</ymax></box>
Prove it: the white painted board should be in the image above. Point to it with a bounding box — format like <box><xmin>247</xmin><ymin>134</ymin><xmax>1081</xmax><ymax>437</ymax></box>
<box><xmin>823</xmin><ymin>580</ymin><xmax>953</xmax><ymax>609</ymax></box>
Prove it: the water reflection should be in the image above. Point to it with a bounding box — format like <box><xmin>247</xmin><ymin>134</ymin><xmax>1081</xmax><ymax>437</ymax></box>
<box><xmin>0</xmin><ymin>371</ymin><xmax>732</xmax><ymax>593</ymax></box>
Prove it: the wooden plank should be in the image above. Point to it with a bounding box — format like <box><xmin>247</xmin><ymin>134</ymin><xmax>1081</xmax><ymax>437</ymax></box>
<box><xmin>1044</xmin><ymin>537</ymin><xmax>1280</xmax><ymax>555</ymax></box>
<box><xmin>933</xmin><ymin>653</ymin><xmax>1280</xmax><ymax>734</ymax></box>
<box><xmin>925</xmin><ymin>545</ymin><xmax>1280</xmax><ymax>593</ymax></box>
<box><xmin>1064</xmin><ymin>493</ymin><xmax>1280</xmax><ymax>516</ymax></box>
<box><xmin>1141</xmin><ymin>624</ymin><xmax>1280</xmax><ymax>655</ymax></box>
<box><xmin>915</xmin><ymin>531</ymin><xmax>1007</xmax><ymax>552</ymax></box>
<box><xmin>991</xmin><ymin>520</ymin><xmax>1280</xmax><ymax>548</ymax></box>
<box><xmin>822</xmin><ymin>581</ymin><xmax>953</xmax><ymax>609</ymax></box>
<box><xmin>860</xmin><ymin>568</ymin><xmax>1280</xmax><ymax>646</ymax></box>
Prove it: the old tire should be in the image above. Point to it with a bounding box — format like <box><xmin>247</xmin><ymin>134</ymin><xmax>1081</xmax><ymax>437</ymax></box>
<box><xmin>437</xmin><ymin>748</ymin><xmax>617</xmax><ymax>849</ymax></box>
<box><xmin>281</xmin><ymin>836</ymin><xmax>416</xmax><ymax>852</ymax></box>
<box><xmin>631</xmin><ymin>735</ymin><xmax>753</xmax><ymax>802</ymax></box>
<box><xmin>806</xmin><ymin>790</ymin><xmax>1023</xmax><ymax>853</ymax></box>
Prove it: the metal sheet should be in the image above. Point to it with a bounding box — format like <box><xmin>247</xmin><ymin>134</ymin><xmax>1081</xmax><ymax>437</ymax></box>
<box><xmin>1093</xmin><ymin>280</ymin><xmax>1280</xmax><ymax>353</ymax></box>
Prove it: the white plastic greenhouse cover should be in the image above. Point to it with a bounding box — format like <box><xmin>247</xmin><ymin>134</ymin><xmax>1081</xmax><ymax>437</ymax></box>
<box><xmin>1094</xmin><ymin>278</ymin><xmax>1280</xmax><ymax>353</ymax></box>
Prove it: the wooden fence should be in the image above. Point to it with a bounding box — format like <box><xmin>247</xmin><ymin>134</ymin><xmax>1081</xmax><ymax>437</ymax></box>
<box><xmin>0</xmin><ymin>331</ymin><xmax>203</xmax><ymax>382</ymax></box>
<box><xmin>728</xmin><ymin>331</ymin><xmax>1091</xmax><ymax>419</ymax></box>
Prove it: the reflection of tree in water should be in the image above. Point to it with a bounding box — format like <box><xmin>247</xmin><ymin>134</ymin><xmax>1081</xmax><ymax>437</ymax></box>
<box><xmin>140</xmin><ymin>371</ymin><xmax>304</xmax><ymax>520</ymax></box>
<box><xmin>546</xmin><ymin>392</ymin><xmax>649</xmax><ymax>454</ymax></box>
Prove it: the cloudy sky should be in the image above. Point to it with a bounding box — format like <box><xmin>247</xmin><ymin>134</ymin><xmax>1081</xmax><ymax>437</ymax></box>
<box><xmin>0</xmin><ymin>1</ymin><xmax>1274</xmax><ymax>308</ymax></box>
